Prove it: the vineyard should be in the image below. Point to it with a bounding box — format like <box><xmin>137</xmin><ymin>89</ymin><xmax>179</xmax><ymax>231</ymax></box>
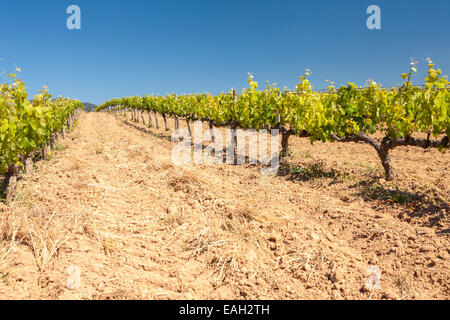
<box><xmin>96</xmin><ymin>60</ymin><xmax>449</xmax><ymax>180</ymax></box>
<box><xmin>0</xmin><ymin>62</ymin><xmax>449</xmax><ymax>300</ymax></box>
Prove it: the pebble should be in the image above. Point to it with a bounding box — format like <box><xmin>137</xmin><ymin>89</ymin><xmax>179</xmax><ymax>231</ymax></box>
<box><xmin>360</xmin><ymin>283</ymin><xmax>371</xmax><ymax>293</ymax></box>
<box><xmin>268</xmin><ymin>236</ymin><xmax>277</xmax><ymax>243</ymax></box>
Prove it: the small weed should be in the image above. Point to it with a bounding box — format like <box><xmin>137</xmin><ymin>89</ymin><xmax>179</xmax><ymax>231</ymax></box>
<box><xmin>364</xmin><ymin>186</ymin><xmax>416</xmax><ymax>205</ymax></box>
<box><xmin>385</xmin><ymin>191</ymin><xmax>412</xmax><ymax>205</ymax></box>
<box><xmin>280</xmin><ymin>161</ymin><xmax>343</xmax><ymax>181</ymax></box>
<box><xmin>32</xmin><ymin>152</ymin><xmax>43</xmax><ymax>162</ymax></box>
<box><xmin>54</xmin><ymin>143</ymin><xmax>65</xmax><ymax>151</ymax></box>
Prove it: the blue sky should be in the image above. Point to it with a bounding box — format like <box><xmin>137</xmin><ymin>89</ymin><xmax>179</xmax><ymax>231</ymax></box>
<box><xmin>1</xmin><ymin>0</ymin><xmax>449</xmax><ymax>104</ymax></box>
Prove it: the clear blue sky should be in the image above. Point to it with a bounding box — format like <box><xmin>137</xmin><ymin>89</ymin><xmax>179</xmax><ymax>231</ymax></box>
<box><xmin>1</xmin><ymin>0</ymin><xmax>449</xmax><ymax>104</ymax></box>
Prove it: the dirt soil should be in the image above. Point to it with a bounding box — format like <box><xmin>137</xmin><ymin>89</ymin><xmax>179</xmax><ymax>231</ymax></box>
<box><xmin>0</xmin><ymin>111</ymin><xmax>448</xmax><ymax>300</ymax></box>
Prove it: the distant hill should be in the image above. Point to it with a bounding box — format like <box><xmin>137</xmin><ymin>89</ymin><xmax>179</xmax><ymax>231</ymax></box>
<box><xmin>82</xmin><ymin>102</ymin><xmax>97</xmax><ymax>112</ymax></box>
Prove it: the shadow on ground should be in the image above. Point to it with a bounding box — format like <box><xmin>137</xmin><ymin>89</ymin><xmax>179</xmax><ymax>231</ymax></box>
<box><xmin>351</xmin><ymin>177</ymin><xmax>449</xmax><ymax>230</ymax></box>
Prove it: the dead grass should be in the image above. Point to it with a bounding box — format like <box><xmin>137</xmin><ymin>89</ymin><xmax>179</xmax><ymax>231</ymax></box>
<box><xmin>211</xmin><ymin>246</ymin><xmax>242</xmax><ymax>286</ymax></box>
<box><xmin>1</xmin><ymin>188</ymin><xmax>87</xmax><ymax>271</ymax></box>
<box><xmin>144</xmin><ymin>158</ymin><xmax>173</xmax><ymax>172</ymax></box>
<box><xmin>165</xmin><ymin>168</ymin><xmax>202</xmax><ymax>194</ymax></box>
<box><xmin>184</xmin><ymin>228</ymin><xmax>227</xmax><ymax>257</ymax></box>
<box><xmin>0</xmin><ymin>203</ymin><xmax>20</xmax><ymax>274</ymax></box>
<box><xmin>231</xmin><ymin>205</ymin><xmax>286</xmax><ymax>225</ymax></box>
<box><xmin>22</xmin><ymin>208</ymin><xmax>85</xmax><ymax>271</ymax></box>
<box><xmin>282</xmin><ymin>247</ymin><xmax>332</xmax><ymax>283</ymax></box>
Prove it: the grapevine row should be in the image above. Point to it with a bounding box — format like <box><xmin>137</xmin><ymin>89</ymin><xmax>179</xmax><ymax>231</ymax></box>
<box><xmin>97</xmin><ymin>60</ymin><xmax>449</xmax><ymax>180</ymax></box>
<box><xmin>0</xmin><ymin>71</ymin><xmax>83</xmax><ymax>200</ymax></box>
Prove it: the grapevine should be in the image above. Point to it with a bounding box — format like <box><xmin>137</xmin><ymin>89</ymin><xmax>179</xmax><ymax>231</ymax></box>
<box><xmin>1</xmin><ymin>71</ymin><xmax>83</xmax><ymax>200</ymax></box>
<box><xmin>97</xmin><ymin>60</ymin><xmax>449</xmax><ymax>180</ymax></box>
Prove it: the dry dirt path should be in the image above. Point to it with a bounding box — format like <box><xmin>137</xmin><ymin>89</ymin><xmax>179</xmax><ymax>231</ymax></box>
<box><xmin>0</xmin><ymin>112</ymin><xmax>448</xmax><ymax>299</ymax></box>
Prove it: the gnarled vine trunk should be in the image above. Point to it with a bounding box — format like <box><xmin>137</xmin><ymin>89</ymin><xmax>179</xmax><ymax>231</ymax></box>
<box><xmin>186</xmin><ymin>119</ymin><xmax>192</xmax><ymax>137</ymax></box>
<box><xmin>4</xmin><ymin>164</ymin><xmax>18</xmax><ymax>203</ymax></box>
<box><xmin>147</xmin><ymin>110</ymin><xmax>153</xmax><ymax>127</ymax></box>
<box><xmin>162</xmin><ymin>114</ymin><xmax>169</xmax><ymax>131</ymax></box>
<box><xmin>377</xmin><ymin>140</ymin><xmax>395</xmax><ymax>180</ymax></box>
<box><xmin>281</xmin><ymin>131</ymin><xmax>291</xmax><ymax>158</ymax></box>
<box><xmin>50</xmin><ymin>134</ymin><xmax>56</xmax><ymax>150</ymax></box>
<box><xmin>154</xmin><ymin>111</ymin><xmax>159</xmax><ymax>129</ymax></box>
<box><xmin>25</xmin><ymin>156</ymin><xmax>33</xmax><ymax>173</ymax></box>
<box><xmin>42</xmin><ymin>144</ymin><xmax>50</xmax><ymax>160</ymax></box>
<box><xmin>209</xmin><ymin>121</ymin><xmax>215</xmax><ymax>143</ymax></box>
